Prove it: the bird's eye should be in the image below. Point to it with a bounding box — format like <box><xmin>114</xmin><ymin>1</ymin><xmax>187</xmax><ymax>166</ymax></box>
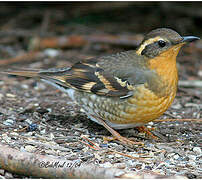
<box><xmin>158</xmin><ymin>40</ymin><xmax>166</xmax><ymax>47</ymax></box>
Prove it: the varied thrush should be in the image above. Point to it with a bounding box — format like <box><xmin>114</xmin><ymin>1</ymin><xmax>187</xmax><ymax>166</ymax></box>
<box><xmin>2</xmin><ymin>28</ymin><xmax>200</xmax><ymax>146</ymax></box>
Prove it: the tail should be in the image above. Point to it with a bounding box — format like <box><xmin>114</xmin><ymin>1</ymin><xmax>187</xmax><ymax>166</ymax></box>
<box><xmin>1</xmin><ymin>69</ymin><xmax>41</xmax><ymax>78</ymax></box>
<box><xmin>1</xmin><ymin>67</ymin><xmax>72</xmax><ymax>91</ymax></box>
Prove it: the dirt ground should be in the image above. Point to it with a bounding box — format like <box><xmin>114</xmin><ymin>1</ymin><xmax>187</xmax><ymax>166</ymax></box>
<box><xmin>0</xmin><ymin>2</ymin><xmax>201</xmax><ymax>178</ymax></box>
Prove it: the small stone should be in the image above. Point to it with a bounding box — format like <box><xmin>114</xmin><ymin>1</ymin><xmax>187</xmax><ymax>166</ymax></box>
<box><xmin>21</xmin><ymin>84</ymin><xmax>29</xmax><ymax>89</ymax></box>
<box><xmin>171</xmin><ymin>103</ymin><xmax>182</xmax><ymax>109</ymax></box>
<box><xmin>25</xmin><ymin>119</ymin><xmax>33</xmax><ymax>124</ymax></box>
<box><xmin>193</xmin><ymin>147</ymin><xmax>201</xmax><ymax>155</ymax></box>
<box><xmin>25</xmin><ymin>145</ymin><xmax>36</xmax><ymax>152</ymax></box>
<box><xmin>0</xmin><ymin>81</ymin><xmax>4</xmax><ymax>85</ymax></box>
<box><xmin>44</xmin><ymin>48</ymin><xmax>59</xmax><ymax>57</ymax></box>
<box><xmin>50</xmin><ymin>133</ymin><xmax>55</xmax><ymax>140</ymax></box>
<box><xmin>3</xmin><ymin>119</ymin><xmax>14</xmax><ymax>126</ymax></box>
<box><xmin>4</xmin><ymin>172</ymin><xmax>13</xmax><ymax>178</ymax></box>
<box><xmin>2</xmin><ymin>134</ymin><xmax>11</xmax><ymax>142</ymax></box>
<box><xmin>173</xmin><ymin>154</ymin><xmax>180</xmax><ymax>160</ymax></box>
<box><xmin>41</xmin><ymin>129</ymin><xmax>46</xmax><ymax>134</ymax></box>
<box><xmin>198</xmin><ymin>70</ymin><xmax>202</xmax><ymax>77</ymax></box>
<box><xmin>74</xmin><ymin>123</ymin><xmax>83</xmax><ymax>128</ymax></box>
<box><xmin>47</xmin><ymin>108</ymin><xmax>52</xmax><ymax>112</ymax></box>
<box><xmin>34</xmin><ymin>103</ymin><xmax>39</xmax><ymax>107</ymax></box>
<box><xmin>148</xmin><ymin>122</ymin><xmax>154</xmax><ymax>126</ymax></box>
<box><xmin>114</xmin><ymin>163</ymin><xmax>126</xmax><ymax>169</ymax></box>
<box><xmin>0</xmin><ymin>94</ymin><xmax>3</xmax><ymax>100</ymax></box>
<box><xmin>0</xmin><ymin>169</ymin><xmax>5</xmax><ymax>175</ymax></box>
<box><xmin>25</xmin><ymin>132</ymin><xmax>34</xmax><ymax>136</ymax></box>
<box><xmin>45</xmin><ymin>149</ymin><xmax>56</xmax><ymax>154</ymax></box>
<box><xmin>6</xmin><ymin>93</ymin><xmax>16</xmax><ymax>98</ymax></box>
<box><xmin>100</xmin><ymin>162</ymin><xmax>112</xmax><ymax>168</ymax></box>
<box><xmin>27</xmin><ymin>124</ymin><xmax>38</xmax><ymax>132</ymax></box>
<box><xmin>186</xmin><ymin>173</ymin><xmax>197</xmax><ymax>179</ymax></box>
<box><xmin>188</xmin><ymin>155</ymin><xmax>196</xmax><ymax>161</ymax></box>
<box><xmin>114</xmin><ymin>153</ymin><xmax>122</xmax><ymax>158</ymax></box>
<box><xmin>107</xmin><ymin>155</ymin><xmax>114</xmax><ymax>159</ymax></box>
<box><xmin>99</xmin><ymin>144</ymin><xmax>108</xmax><ymax>148</ymax></box>
<box><xmin>187</xmin><ymin>161</ymin><xmax>196</xmax><ymax>166</ymax></box>
<box><xmin>20</xmin><ymin>146</ymin><xmax>26</xmax><ymax>152</ymax></box>
<box><xmin>10</xmin><ymin>132</ymin><xmax>19</xmax><ymax>137</ymax></box>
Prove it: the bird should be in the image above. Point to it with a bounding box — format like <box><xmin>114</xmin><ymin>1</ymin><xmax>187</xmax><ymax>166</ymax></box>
<box><xmin>2</xmin><ymin>28</ymin><xmax>200</xmax><ymax>146</ymax></box>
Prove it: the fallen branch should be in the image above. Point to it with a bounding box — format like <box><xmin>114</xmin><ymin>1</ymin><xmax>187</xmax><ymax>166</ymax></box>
<box><xmin>0</xmin><ymin>143</ymin><xmax>185</xmax><ymax>178</ymax></box>
<box><xmin>0</xmin><ymin>51</ymin><xmax>42</xmax><ymax>66</ymax></box>
<box><xmin>29</xmin><ymin>34</ymin><xmax>143</xmax><ymax>50</ymax></box>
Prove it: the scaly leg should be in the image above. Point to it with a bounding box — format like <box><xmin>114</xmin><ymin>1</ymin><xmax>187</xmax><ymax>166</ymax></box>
<box><xmin>91</xmin><ymin>115</ymin><xmax>143</xmax><ymax>146</ymax></box>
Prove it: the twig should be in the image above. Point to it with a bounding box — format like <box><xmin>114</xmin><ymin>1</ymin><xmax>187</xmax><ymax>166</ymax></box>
<box><xmin>154</xmin><ymin>119</ymin><xmax>202</xmax><ymax>122</ymax></box>
<box><xmin>178</xmin><ymin>80</ymin><xmax>202</xmax><ymax>88</ymax></box>
<box><xmin>109</xmin><ymin>150</ymin><xmax>151</xmax><ymax>163</ymax></box>
<box><xmin>0</xmin><ymin>51</ymin><xmax>42</xmax><ymax>66</ymax></box>
<box><xmin>29</xmin><ymin>34</ymin><xmax>143</xmax><ymax>50</ymax></box>
<box><xmin>80</xmin><ymin>136</ymin><xmax>100</xmax><ymax>150</ymax></box>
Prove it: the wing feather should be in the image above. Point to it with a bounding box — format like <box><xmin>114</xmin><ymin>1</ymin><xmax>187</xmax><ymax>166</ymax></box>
<box><xmin>2</xmin><ymin>59</ymin><xmax>135</xmax><ymax>98</ymax></box>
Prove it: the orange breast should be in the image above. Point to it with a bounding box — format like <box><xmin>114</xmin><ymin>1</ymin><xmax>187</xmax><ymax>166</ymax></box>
<box><xmin>117</xmin><ymin>84</ymin><xmax>177</xmax><ymax>124</ymax></box>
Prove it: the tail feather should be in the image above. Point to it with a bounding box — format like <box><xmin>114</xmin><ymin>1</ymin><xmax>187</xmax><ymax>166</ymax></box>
<box><xmin>1</xmin><ymin>69</ymin><xmax>41</xmax><ymax>78</ymax></box>
<box><xmin>1</xmin><ymin>68</ymin><xmax>72</xmax><ymax>90</ymax></box>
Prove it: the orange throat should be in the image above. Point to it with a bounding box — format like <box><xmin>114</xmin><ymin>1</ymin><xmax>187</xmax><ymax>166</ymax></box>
<box><xmin>148</xmin><ymin>45</ymin><xmax>181</xmax><ymax>90</ymax></box>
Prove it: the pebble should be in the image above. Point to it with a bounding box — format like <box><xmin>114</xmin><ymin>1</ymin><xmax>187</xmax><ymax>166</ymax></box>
<box><xmin>3</xmin><ymin>119</ymin><xmax>15</xmax><ymax>126</ymax></box>
<box><xmin>20</xmin><ymin>146</ymin><xmax>26</xmax><ymax>152</ymax></box>
<box><xmin>10</xmin><ymin>132</ymin><xmax>19</xmax><ymax>137</ymax></box>
<box><xmin>44</xmin><ymin>48</ymin><xmax>59</xmax><ymax>57</ymax></box>
<box><xmin>114</xmin><ymin>163</ymin><xmax>126</xmax><ymax>169</ymax></box>
<box><xmin>25</xmin><ymin>119</ymin><xmax>33</xmax><ymax>124</ymax></box>
<box><xmin>100</xmin><ymin>162</ymin><xmax>112</xmax><ymax>168</ymax></box>
<box><xmin>188</xmin><ymin>155</ymin><xmax>196</xmax><ymax>161</ymax></box>
<box><xmin>171</xmin><ymin>103</ymin><xmax>182</xmax><ymax>109</ymax></box>
<box><xmin>0</xmin><ymin>81</ymin><xmax>4</xmax><ymax>86</ymax></box>
<box><xmin>41</xmin><ymin>129</ymin><xmax>46</xmax><ymax>134</ymax></box>
<box><xmin>193</xmin><ymin>147</ymin><xmax>201</xmax><ymax>155</ymax></box>
<box><xmin>173</xmin><ymin>154</ymin><xmax>180</xmax><ymax>160</ymax></box>
<box><xmin>21</xmin><ymin>84</ymin><xmax>29</xmax><ymax>89</ymax></box>
<box><xmin>27</xmin><ymin>124</ymin><xmax>38</xmax><ymax>132</ymax></box>
<box><xmin>114</xmin><ymin>153</ymin><xmax>122</xmax><ymax>158</ymax></box>
<box><xmin>25</xmin><ymin>132</ymin><xmax>34</xmax><ymax>136</ymax></box>
<box><xmin>187</xmin><ymin>161</ymin><xmax>196</xmax><ymax>166</ymax></box>
<box><xmin>126</xmin><ymin>160</ymin><xmax>135</xmax><ymax>167</ymax></box>
<box><xmin>148</xmin><ymin>122</ymin><xmax>154</xmax><ymax>126</ymax></box>
<box><xmin>24</xmin><ymin>145</ymin><xmax>36</xmax><ymax>152</ymax></box>
<box><xmin>107</xmin><ymin>155</ymin><xmax>114</xmax><ymax>159</ymax></box>
<box><xmin>0</xmin><ymin>94</ymin><xmax>3</xmax><ymax>100</ymax></box>
<box><xmin>45</xmin><ymin>149</ymin><xmax>56</xmax><ymax>155</ymax></box>
<box><xmin>6</xmin><ymin>93</ymin><xmax>16</xmax><ymax>98</ymax></box>
<box><xmin>0</xmin><ymin>169</ymin><xmax>5</xmax><ymax>175</ymax></box>
<box><xmin>4</xmin><ymin>172</ymin><xmax>13</xmax><ymax>179</ymax></box>
<box><xmin>50</xmin><ymin>133</ymin><xmax>55</xmax><ymax>140</ymax></box>
<box><xmin>1</xmin><ymin>134</ymin><xmax>11</xmax><ymax>142</ymax></box>
<box><xmin>198</xmin><ymin>70</ymin><xmax>202</xmax><ymax>77</ymax></box>
<box><xmin>34</xmin><ymin>82</ymin><xmax>46</xmax><ymax>90</ymax></box>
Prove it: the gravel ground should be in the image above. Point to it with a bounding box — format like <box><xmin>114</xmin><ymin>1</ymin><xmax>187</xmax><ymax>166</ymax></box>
<box><xmin>0</xmin><ymin>2</ymin><xmax>201</xmax><ymax>178</ymax></box>
<box><xmin>0</xmin><ymin>59</ymin><xmax>201</xmax><ymax>178</ymax></box>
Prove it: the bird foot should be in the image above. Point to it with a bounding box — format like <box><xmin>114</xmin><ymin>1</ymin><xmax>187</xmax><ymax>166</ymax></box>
<box><xmin>137</xmin><ymin>126</ymin><xmax>158</xmax><ymax>140</ymax></box>
<box><xmin>103</xmin><ymin>135</ymin><xmax>143</xmax><ymax>147</ymax></box>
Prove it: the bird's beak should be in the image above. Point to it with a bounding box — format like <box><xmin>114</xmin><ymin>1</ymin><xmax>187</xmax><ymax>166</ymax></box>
<box><xmin>181</xmin><ymin>36</ymin><xmax>200</xmax><ymax>43</ymax></box>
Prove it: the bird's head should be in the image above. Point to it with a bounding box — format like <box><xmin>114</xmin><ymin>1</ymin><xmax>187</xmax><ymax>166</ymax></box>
<box><xmin>136</xmin><ymin>28</ymin><xmax>200</xmax><ymax>58</ymax></box>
